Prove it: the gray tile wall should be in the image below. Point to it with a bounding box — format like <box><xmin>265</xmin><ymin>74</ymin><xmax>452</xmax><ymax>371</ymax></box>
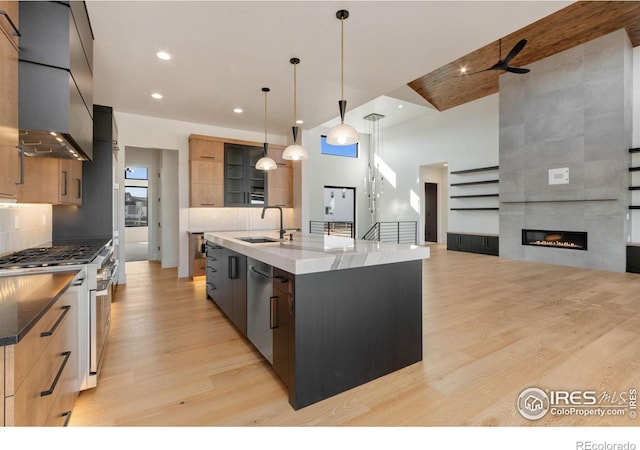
<box><xmin>499</xmin><ymin>30</ymin><xmax>632</xmax><ymax>272</ymax></box>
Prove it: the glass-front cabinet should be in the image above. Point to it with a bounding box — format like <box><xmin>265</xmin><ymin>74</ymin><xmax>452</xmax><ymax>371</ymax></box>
<box><xmin>224</xmin><ymin>143</ymin><xmax>266</xmax><ymax>207</ymax></box>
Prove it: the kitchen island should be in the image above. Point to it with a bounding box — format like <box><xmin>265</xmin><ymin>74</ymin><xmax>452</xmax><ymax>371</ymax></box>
<box><xmin>204</xmin><ymin>231</ymin><xmax>429</xmax><ymax>410</ymax></box>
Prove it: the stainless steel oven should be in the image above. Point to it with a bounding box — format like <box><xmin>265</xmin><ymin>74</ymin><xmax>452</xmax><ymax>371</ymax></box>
<box><xmin>90</xmin><ymin>247</ymin><xmax>117</xmax><ymax>382</ymax></box>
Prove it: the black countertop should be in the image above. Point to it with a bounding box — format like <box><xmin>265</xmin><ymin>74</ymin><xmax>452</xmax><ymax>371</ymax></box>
<box><xmin>0</xmin><ymin>270</ymin><xmax>80</xmax><ymax>346</ymax></box>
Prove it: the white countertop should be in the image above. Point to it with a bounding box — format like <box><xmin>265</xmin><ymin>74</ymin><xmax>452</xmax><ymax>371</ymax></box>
<box><xmin>204</xmin><ymin>231</ymin><xmax>430</xmax><ymax>275</ymax></box>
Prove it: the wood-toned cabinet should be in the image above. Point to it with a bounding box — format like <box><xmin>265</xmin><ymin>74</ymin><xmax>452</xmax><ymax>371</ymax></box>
<box><xmin>0</xmin><ymin>1</ymin><xmax>20</xmax><ymax>199</ymax></box>
<box><xmin>17</xmin><ymin>158</ymin><xmax>82</xmax><ymax>205</ymax></box>
<box><xmin>267</xmin><ymin>147</ymin><xmax>293</xmax><ymax>207</ymax></box>
<box><xmin>189</xmin><ymin>134</ymin><xmax>294</xmax><ymax>208</ymax></box>
<box><xmin>4</xmin><ymin>281</ymin><xmax>79</xmax><ymax>426</ymax></box>
<box><xmin>189</xmin><ymin>135</ymin><xmax>224</xmax><ymax>207</ymax></box>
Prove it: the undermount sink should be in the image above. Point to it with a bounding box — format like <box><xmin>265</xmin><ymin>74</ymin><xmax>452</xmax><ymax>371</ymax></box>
<box><xmin>237</xmin><ymin>236</ymin><xmax>280</xmax><ymax>244</ymax></box>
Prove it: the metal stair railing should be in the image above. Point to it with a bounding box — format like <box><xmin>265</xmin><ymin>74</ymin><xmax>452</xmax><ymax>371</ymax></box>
<box><xmin>361</xmin><ymin>221</ymin><xmax>417</xmax><ymax>244</ymax></box>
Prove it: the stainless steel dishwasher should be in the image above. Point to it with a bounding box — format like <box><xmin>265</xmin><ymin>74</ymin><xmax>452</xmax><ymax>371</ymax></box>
<box><xmin>247</xmin><ymin>258</ymin><xmax>273</xmax><ymax>364</ymax></box>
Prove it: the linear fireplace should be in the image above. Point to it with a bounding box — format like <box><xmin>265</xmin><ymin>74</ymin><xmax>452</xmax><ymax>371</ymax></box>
<box><xmin>522</xmin><ymin>229</ymin><xmax>588</xmax><ymax>251</ymax></box>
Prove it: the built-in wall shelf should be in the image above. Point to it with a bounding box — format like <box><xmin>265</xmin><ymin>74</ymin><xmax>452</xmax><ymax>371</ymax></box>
<box><xmin>629</xmin><ymin>186</ymin><xmax>640</xmax><ymax>191</ymax></box>
<box><xmin>450</xmin><ymin>194</ymin><xmax>499</xmax><ymax>199</ymax></box>
<box><xmin>450</xmin><ymin>180</ymin><xmax>499</xmax><ymax>187</ymax></box>
<box><xmin>630</xmin><ymin>206</ymin><xmax>640</xmax><ymax>210</ymax></box>
<box><xmin>450</xmin><ymin>207</ymin><xmax>499</xmax><ymax>211</ymax></box>
<box><xmin>629</xmin><ymin>167</ymin><xmax>640</xmax><ymax>172</ymax></box>
<box><xmin>450</xmin><ymin>165</ymin><xmax>499</xmax><ymax>175</ymax></box>
<box><xmin>629</xmin><ymin>148</ymin><xmax>640</xmax><ymax>153</ymax></box>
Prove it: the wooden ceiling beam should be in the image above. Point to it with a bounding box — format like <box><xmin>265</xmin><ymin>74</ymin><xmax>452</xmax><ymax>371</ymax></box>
<box><xmin>408</xmin><ymin>1</ymin><xmax>640</xmax><ymax>112</ymax></box>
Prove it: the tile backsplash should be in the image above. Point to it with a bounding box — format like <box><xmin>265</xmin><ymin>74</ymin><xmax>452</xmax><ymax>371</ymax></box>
<box><xmin>188</xmin><ymin>207</ymin><xmax>297</xmax><ymax>233</ymax></box>
<box><xmin>0</xmin><ymin>204</ymin><xmax>52</xmax><ymax>256</ymax></box>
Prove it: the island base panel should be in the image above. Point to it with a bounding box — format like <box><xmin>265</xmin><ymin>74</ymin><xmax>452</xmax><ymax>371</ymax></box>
<box><xmin>291</xmin><ymin>259</ymin><xmax>423</xmax><ymax>410</ymax></box>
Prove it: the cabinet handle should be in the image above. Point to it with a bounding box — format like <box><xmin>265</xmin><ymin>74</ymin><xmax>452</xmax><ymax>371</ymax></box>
<box><xmin>270</xmin><ymin>296</ymin><xmax>278</xmax><ymax>329</ymax></box>
<box><xmin>201</xmin><ymin>156</ymin><xmax>217</xmax><ymax>159</ymax></box>
<box><xmin>250</xmin><ymin>266</ymin><xmax>271</xmax><ymax>280</ymax></box>
<box><xmin>40</xmin><ymin>351</ymin><xmax>71</xmax><ymax>397</ymax></box>
<box><xmin>229</xmin><ymin>256</ymin><xmax>238</xmax><ymax>279</ymax></box>
<box><xmin>273</xmin><ymin>275</ymin><xmax>288</xmax><ymax>284</ymax></box>
<box><xmin>15</xmin><ymin>146</ymin><xmax>25</xmax><ymax>185</ymax></box>
<box><xmin>40</xmin><ymin>305</ymin><xmax>71</xmax><ymax>337</ymax></box>
<box><xmin>200</xmin><ymin>203</ymin><xmax>217</xmax><ymax>206</ymax></box>
<box><xmin>288</xmin><ymin>297</ymin><xmax>295</xmax><ymax>315</ymax></box>
<box><xmin>61</xmin><ymin>170</ymin><xmax>68</xmax><ymax>196</ymax></box>
<box><xmin>62</xmin><ymin>411</ymin><xmax>72</xmax><ymax>427</ymax></box>
<box><xmin>0</xmin><ymin>10</ymin><xmax>21</xmax><ymax>36</ymax></box>
<box><xmin>76</xmin><ymin>178</ymin><xmax>82</xmax><ymax>199</ymax></box>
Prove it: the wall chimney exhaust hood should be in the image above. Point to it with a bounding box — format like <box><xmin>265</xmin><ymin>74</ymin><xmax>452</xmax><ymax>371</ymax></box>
<box><xmin>18</xmin><ymin>1</ymin><xmax>94</xmax><ymax>161</ymax></box>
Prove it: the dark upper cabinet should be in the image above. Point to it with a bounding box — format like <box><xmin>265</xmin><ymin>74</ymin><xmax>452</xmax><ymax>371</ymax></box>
<box><xmin>224</xmin><ymin>143</ymin><xmax>266</xmax><ymax>207</ymax></box>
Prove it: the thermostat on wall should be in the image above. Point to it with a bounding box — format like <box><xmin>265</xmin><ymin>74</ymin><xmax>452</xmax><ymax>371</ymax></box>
<box><xmin>548</xmin><ymin>167</ymin><xmax>569</xmax><ymax>185</ymax></box>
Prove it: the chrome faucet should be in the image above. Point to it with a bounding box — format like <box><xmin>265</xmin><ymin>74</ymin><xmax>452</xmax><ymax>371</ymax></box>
<box><xmin>261</xmin><ymin>206</ymin><xmax>285</xmax><ymax>240</ymax></box>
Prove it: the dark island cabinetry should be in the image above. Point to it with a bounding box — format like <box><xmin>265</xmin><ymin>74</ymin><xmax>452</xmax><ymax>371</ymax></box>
<box><xmin>205</xmin><ymin>243</ymin><xmax>247</xmax><ymax>336</ymax></box>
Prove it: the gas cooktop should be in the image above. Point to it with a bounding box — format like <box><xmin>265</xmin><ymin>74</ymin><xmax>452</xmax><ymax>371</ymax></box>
<box><xmin>0</xmin><ymin>241</ymin><xmax>109</xmax><ymax>269</ymax></box>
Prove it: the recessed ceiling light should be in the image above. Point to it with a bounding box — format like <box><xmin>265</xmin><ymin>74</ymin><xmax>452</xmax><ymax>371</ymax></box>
<box><xmin>443</xmin><ymin>163</ymin><xmax>448</xmax><ymax>167</ymax></box>
<box><xmin>398</xmin><ymin>104</ymin><xmax>404</xmax><ymax>109</ymax></box>
<box><xmin>151</xmin><ymin>93</ymin><xmax>163</xmax><ymax>99</ymax></box>
<box><xmin>233</xmin><ymin>108</ymin><xmax>243</xmax><ymax>114</ymax></box>
<box><xmin>296</xmin><ymin>119</ymin><xmax>304</xmax><ymax>124</ymax></box>
<box><xmin>156</xmin><ymin>51</ymin><xmax>171</xmax><ymax>61</ymax></box>
<box><xmin>460</xmin><ymin>67</ymin><xmax>467</xmax><ymax>74</ymax></box>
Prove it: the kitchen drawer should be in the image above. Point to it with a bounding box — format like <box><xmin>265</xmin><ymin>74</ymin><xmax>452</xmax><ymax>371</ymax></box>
<box><xmin>190</xmin><ymin>139</ymin><xmax>224</xmax><ymax>161</ymax></box>
<box><xmin>5</xmin><ymin>304</ymin><xmax>74</xmax><ymax>426</ymax></box>
<box><xmin>193</xmin><ymin>258</ymin><xmax>206</xmax><ymax>277</ymax></box>
<box><xmin>43</xmin><ymin>363</ymin><xmax>77</xmax><ymax>427</ymax></box>
<box><xmin>5</xmin><ymin>294</ymin><xmax>75</xmax><ymax>396</ymax></box>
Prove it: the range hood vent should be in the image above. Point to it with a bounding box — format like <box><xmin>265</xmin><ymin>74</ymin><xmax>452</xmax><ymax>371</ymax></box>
<box><xmin>19</xmin><ymin>129</ymin><xmax>86</xmax><ymax>160</ymax></box>
<box><xmin>18</xmin><ymin>1</ymin><xmax>94</xmax><ymax>161</ymax></box>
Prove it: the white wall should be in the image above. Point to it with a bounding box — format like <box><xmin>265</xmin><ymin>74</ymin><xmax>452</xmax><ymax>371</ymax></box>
<box><xmin>113</xmin><ymin>111</ymin><xmax>289</xmax><ymax>279</ymax></box>
<box><xmin>301</xmin><ymin>128</ymin><xmax>371</xmax><ymax>238</ymax></box>
<box><xmin>303</xmin><ymin>95</ymin><xmax>500</xmax><ymax>242</ymax></box>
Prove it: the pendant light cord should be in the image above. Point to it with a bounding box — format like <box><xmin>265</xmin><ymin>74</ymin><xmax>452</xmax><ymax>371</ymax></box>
<box><xmin>264</xmin><ymin>90</ymin><xmax>268</xmax><ymax>143</ymax></box>
<box><xmin>340</xmin><ymin>15</ymin><xmax>344</xmax><ymax>100</ymax></box>
<box><xmin>293</xmin><ymin>62</ymin><xmax>297</xmax><ymax>127</ymax></box>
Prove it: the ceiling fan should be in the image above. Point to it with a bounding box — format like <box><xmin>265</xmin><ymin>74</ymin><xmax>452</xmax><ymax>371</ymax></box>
<box><xmin>462</xmin><ymin>38</ymin><xmax>531</xmax><ymax>76</ymax></box>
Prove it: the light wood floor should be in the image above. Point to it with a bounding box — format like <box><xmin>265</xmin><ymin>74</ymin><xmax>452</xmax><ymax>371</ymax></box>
<box><xmin>69</xmin><ymin>245</ymin><xmax>640</xmax><ymax>426</ymax></box>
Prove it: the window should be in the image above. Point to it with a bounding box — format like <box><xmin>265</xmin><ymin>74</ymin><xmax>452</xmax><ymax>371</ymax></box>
<box><xmin>125</xmin><ymin>166</ymin><xmax>148</xmax><ymax>180</ymax></box>
<box><xmin>124</xmin><ymin>187</ymin><xmax>148</xmax><ymax>227</ymax></box>
<box><xmin>320</xmin><ymin>135</ymin><xmax>358</xmax><ymax>158</ymax></box>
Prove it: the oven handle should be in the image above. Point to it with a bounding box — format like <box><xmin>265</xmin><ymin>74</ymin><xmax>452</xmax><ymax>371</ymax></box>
<box><xmin>89</xmin><ymin>289</ymin><xmax>97</xmax><ymax>375</ymax></box>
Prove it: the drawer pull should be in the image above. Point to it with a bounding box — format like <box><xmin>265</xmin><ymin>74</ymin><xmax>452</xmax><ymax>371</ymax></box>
<box><xmin>40</xmin><ymin>351</ymin><xmax>71</xmax><ymax>397</ymax></box>
<box><xmin>270</xmin><ymin>296</ymin><xmax>278</xmax><ymax>329</ymax></box>
<box><xmin>62</xmin><ymin>410</ymin><xmax>72</xmax><ymax>427</ymax></box>
<box><xmin>40</xmin><ymin>305</ymin><xmax>71</xmax><ymax>337</ymax></box>
<box><xmin>0</xmin><ymin>10</ymin><xmax>21</xmax><ymax>36</ymax></box>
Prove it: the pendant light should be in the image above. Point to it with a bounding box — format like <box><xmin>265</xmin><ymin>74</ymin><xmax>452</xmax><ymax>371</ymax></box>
<box><xmin>255</xmin><ymin>87</ymin><xmax>277</xmax><ymax>171</ymax></box>
<box><xmin>326</xmin><ymin>9</ymin><xmax>359</xmax><ymax>146</ymax></box>
<box><xmin>282</xmin><ymin>57</ymin><xmax>309</xmax><ymax>161</ymax></box>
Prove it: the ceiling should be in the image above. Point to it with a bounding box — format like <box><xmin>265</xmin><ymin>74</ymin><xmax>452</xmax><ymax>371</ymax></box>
<box><xmin>409</xmin><ymin>1</ymin><xmax>640</xmax><ymax>111</ymax></box>
<box><xmin>86</xmin><ymin>1</ymin><xmax>574</xmax><ymax>137</ymax></box>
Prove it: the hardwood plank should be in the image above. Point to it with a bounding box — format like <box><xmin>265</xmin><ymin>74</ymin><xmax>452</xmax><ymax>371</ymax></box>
<box><xmin>70</xmin><ymin>249</ymin><xmax>640</xmax><ymax>426</ymax></box>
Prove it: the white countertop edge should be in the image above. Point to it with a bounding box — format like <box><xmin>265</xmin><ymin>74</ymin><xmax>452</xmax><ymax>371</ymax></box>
<box><xmin>204</xmin><ymin>231</ymin><xmax>430</xmax><ymax>275</ymax></box>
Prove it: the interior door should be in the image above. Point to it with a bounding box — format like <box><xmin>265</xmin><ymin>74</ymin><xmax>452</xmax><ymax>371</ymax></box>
<box><xmin>425</xmin><ymin>182</ymin><xmax>438</xmax><ymax>243</ymax></box>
